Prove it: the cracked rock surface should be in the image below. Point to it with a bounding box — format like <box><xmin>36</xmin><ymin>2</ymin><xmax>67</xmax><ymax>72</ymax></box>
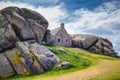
<box><xmin>71</xmin><ymin>34</ymin><xmax>118</xmax><ymax>57</ymax></box>
<box><xmin>0</xmin><ymin>6</ymin><xmax>48</xmax><ymax>52</ymax></box>
<box><xmin>0</xmin><ymin>7</ymin><xmax>59</xmax><ymax>78</ymax></box>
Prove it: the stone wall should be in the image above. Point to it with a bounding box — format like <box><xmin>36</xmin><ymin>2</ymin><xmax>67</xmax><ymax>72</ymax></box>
<box><xmin>55</xmin><ymin>27</ymin><xmax>72</xmax><ymax>47</ymax></box>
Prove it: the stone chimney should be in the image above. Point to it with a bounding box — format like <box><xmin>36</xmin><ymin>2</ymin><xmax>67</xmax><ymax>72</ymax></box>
<box><xmin>46</xmin><ymin>29</ymin><xmax>50</xmax><ymax>34</ymax></box>
<box><xmin>60</xmin><ymin>23</ymin><xmax>64</xmax><ymax>28</ymax></box>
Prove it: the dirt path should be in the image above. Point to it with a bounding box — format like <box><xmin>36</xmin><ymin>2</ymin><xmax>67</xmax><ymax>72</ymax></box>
<box><xmin>37</xmin><ymin>60</ymin><xmax>120</xmax><ymax>80</ymax></box>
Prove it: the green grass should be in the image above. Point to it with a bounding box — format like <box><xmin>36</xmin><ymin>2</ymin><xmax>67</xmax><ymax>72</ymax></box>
<box><xmin>2</xmin><ymin>46</ymin><xmax>119</xmax><ymax>80</ymax></box>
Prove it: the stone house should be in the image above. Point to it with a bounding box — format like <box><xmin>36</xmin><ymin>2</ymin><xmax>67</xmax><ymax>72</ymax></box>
<box><xmin>44</xmin><ymin>23</ymin><xmax>72</xmax><ymax>47</ymax></box>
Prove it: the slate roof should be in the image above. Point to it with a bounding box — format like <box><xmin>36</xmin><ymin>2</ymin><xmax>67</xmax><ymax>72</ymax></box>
<box><xmin>50</xmin><ymin>26</ymin><xmax>61</xmax><ymax>36</ymax></box>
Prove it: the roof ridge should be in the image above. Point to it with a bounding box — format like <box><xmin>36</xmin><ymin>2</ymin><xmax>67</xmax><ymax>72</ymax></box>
<box><xmin>50</xmin><ymin>26</ymin><xmax>61</xmax><ymax>36</ymax></box>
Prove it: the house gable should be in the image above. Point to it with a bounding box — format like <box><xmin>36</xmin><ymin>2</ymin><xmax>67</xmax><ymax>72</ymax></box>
<box><xmin>50</xmin><ymin>27</ymin><xmax>61</xmax><ymax>36</ymax></box>
<box><xmin>55</xmin><ymin>26</ymin><xmax>70</xmax><ymax>38</ymax></box>
<box><xmin>44</xmin><ymin>23</ymin><xmax>72</xmax><ymax>47</ymax></box>
<box><xmin>54</xmin><ymin>23</ymin><xmax>72</xmax><ymax>47</ymax></box>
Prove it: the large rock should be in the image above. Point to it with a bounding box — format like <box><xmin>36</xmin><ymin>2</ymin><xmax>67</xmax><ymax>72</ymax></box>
<box><xmin>30</xmin><ymin>43</ymin><xmax>59</xmax><ymax>70</ymax></box>
<box><xmin>71</xmin><ymin>34</ymin><xmax>98</xmax><ymax>49</ymax></box>
<box><xmin>0</xmin><ymin>41</ymin><xmax>59</xmax><ymax>78</ymax></box>
<box><xmin>71</xmin><ymin>34</ymin><xmax>118</xmax><ymax>57</ymax></box>
<box><xmin>0</xmin><ymin>7</ymin><xmax>59</xmax><ymax>78</ymax></box>
<box><xmin>0</xmin><ymin>6</ymin><xmax>48</xmax><ymax>52</ymax></box>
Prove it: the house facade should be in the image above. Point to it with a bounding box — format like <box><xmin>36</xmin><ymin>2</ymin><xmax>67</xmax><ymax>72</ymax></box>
<box><xmin>44</xmin><ymin>23</ymin><xmax>72</xmax><ymax>47</ymax></box>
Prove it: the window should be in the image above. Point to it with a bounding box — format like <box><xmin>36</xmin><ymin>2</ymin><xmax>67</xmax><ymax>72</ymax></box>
<box><xmin>66</xmin><ymin>39</ymin><xmax>67</xmax><ymax>42</ymax></box>
<box><xmin>58</xmin><ymin>39</ymin><xmax>60</xmax><ymax>42</ymax></box>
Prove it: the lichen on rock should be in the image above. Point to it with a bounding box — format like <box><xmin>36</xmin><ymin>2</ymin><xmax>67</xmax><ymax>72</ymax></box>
<box><xmin>0</xmin><ymin>6</ymin><xmax>59</xmax><ymax>78</ymax></box>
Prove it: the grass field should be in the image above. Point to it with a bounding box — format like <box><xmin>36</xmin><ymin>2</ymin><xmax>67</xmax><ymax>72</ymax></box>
<box><xmin>2</xmin><ymin>46</ymin><xmax>120</xmax><ymax>80</ymax></box>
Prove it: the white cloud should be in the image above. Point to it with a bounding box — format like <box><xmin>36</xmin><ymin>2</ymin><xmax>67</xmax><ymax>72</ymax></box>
<box><xmin>65</xmin><ymin>1</ymin><xmax>120</xmax><ymax>52</ymax></box>
<box><xmin>37</xmin><ymin>6</ymin><xmax>67</xmax><ymax>29</ymax></box>
<box><xmin>0</xmin><ymin>1</ymin><xmax>67</xmax><ymax>29</ymax></box>
<box><xmin>65</xmin><ymin>1</ymin><xmax>120</xmax><ymax>34</ymax></box>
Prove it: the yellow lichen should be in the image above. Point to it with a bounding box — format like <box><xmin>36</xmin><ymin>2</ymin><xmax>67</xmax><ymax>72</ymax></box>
<box><xmin>0</xmin><ymin>72</ymin><xmax>15</xmax><ymax>78</ymax></box>
<box><xmin>19</xmin><ymin>69</ymin><xmax>30</xmax><ymax>76</ymax></box>
<box><xmin>12</xmin><ymin>51</ymin><xmax>30</xmax><ymax>76</ymax></box>
<box><xmin>13</xmin><ymin>51</ymin><xmax>21</xmax><ymax>65</ymax></box>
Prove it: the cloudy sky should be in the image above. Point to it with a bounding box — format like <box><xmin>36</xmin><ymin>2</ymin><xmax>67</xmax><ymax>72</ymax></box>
<box><xmin>0</xmin><ymin>0</ymin><xmax>120</xmax><ymax>53</ymax></box>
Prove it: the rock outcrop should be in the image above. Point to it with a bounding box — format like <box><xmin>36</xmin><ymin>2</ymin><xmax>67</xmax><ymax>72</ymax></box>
<box><xmin>0</xmin><ymin>6</ymin><xmax>48</xmax><ymax>52</ymax></box>
<box><xmin>0</xmin><ymin>7</ymin><xmax>59</xmax><ymax>78</ymax></box>
<box><xmin>0</xmin><ymin>41</ymin><xmax>59</xmax><ymax>78</ymax></box>
<box><xmin>71</xmin><ymin>34</ymin><xmax>118</xmax><ymax>57</ymax></box>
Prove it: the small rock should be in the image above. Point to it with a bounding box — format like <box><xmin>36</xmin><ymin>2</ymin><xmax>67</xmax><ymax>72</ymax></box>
<box><xmin>56</xmin><ymin>61</ymin><xmax>72</xmax><ymax>70</ymax></box>
<box><xmin>56</xmin><ymin>48</ymin><xmax>66</xmax><ymax>53</ymax></box>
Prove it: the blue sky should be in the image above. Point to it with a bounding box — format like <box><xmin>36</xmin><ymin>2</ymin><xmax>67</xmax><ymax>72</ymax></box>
<box><xmin>0</xmin><ymin>0</ymin><xmax>120</xmax><ymax>53</ymax></box>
